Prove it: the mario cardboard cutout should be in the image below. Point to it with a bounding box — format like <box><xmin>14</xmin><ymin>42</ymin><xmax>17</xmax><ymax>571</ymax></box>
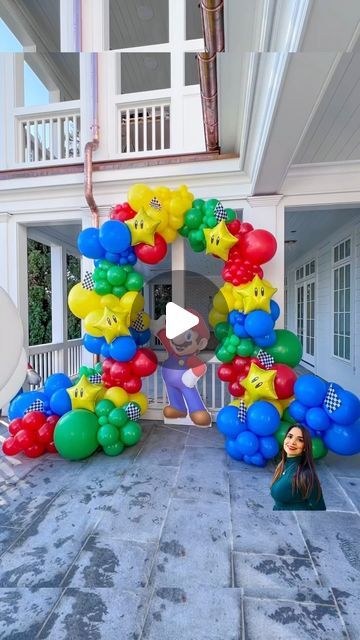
<box><xmin>152</xmin><ymin>309</ymin><xmax>211</xmax><ymax>428</ymax></box>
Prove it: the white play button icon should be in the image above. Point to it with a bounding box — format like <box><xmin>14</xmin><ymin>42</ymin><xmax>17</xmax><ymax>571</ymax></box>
<box><xmin>165</xmin><ymin>302</ymin><xmax>199</xmax><ymax>340</ymax></box>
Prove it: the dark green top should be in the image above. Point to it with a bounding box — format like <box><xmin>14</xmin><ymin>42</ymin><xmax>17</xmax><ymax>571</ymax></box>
<box><xmin>271</xmin><ymin>455</ymin><xmax>326</xmax><ymax>511</ymax></box>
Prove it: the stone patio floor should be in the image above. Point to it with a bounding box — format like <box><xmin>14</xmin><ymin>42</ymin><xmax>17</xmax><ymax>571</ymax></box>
<box><xmin>0</xmin><ymin>417</ymin><xmax>359</xmax><ymax>639</ymax></box>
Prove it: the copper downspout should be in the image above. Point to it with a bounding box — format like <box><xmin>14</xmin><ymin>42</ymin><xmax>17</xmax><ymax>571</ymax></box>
<box><xmin>84</xmin><ymin>52</ymin><xmax>100</xmax><ymax>229</ymax></box>
<box><xmin>198</xmin><ymin>0</ymin><xmax>224</xmax><ymax>152</ymax></box>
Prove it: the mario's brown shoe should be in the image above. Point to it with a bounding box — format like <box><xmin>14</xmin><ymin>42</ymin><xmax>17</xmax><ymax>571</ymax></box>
<box><xmin>190</xmin><ymin>410</ymin><xmax>212</xmax><ymax>428</ymax></box>
<box><xmin>163</xmin><ymin>405</ymin><xmax>187</xmax><ymax>419</ymax></box>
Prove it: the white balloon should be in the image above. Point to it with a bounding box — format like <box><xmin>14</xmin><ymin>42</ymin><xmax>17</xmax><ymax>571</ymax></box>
<box><xmin>0</xmin><ymin>287</ymin><xmax>24</xmax><ymax>391</ymax></box>
<box><xmin>0</xmin><ymin>348</ymin><xmax>27</xmax><ymax>411</ymax></box>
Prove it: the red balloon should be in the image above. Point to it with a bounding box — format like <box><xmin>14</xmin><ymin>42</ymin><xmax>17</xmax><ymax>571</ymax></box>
<box><xmin>232</xmin><ymin>356</ymin><xmax>250</xmax><ymax>373</ymax></box>
<box><xmin>37</xmin><ymin>422</ymin><xmax>55</xmax><ymax>445</ymax></box>
<box><xmin>22</xmin><ymin>411</ymin><xmax>46</xmax><ymax>431</ymax></box>
<box><xmin>110</xmin><ymin>202</ymin><xmax>136</xmax><ymax>222</ymax></box>
<box><xmin>227</xmin><ymin>220</ymin><xmax>241</xmax><ymax>235</ymax></box>
<box><xmin>101</xmin><ymin>374</ymin><xmax>113</xmax><ymax>388</ymax></box>
<box><xmin>229</xmin><ymin>380</ymin><xmax>246</xmax><ymax>397</ymax></box>
<box><xmin>238</xmin><ymin>229</ymin><xmax>277</xmax><ymax>265</ymax></box>
<box><xmin>14</xmin><ymin>429</ymin><xmax>36</xmax><ymax>450</ymax></box>
<box><xmin>102</xmin><ymin>358</ymin><xmax>113</xmax><ymax>374</ymax></box>
<box><xmin>46</xmin><ymin>415</ymin><xmax>59</xmax><ymax>428</ymax></box>
<box><xmin>24</xmin><ymin>443</ymin><xmax>46</xmax><ymax>458</ymax></box>
<box><xmin>110</xmin><ymin>361</ymin><xmax>133</xmax><ymax>383</ymax></box>
<box><xmin>8</xmin><ymin>418</ymin><xmax>24</xmax><ymax>436</ymax></box>
<box><xmin>218</xmin><ymin>364</ymin><xmax>235</xmax><ymax>382</ymax></box>
<box><xmin>134</xmin><ymin>233</ymin><xmax>167</xmax><ymax>264</ymax></box>
<box><xmin>239</xmin><ymin>222</ymin><xmax>254</xmax><ymax>234</ymax></box>
<box><xmin>273</xmin><ymin>364</ymin><xmax>297</xmax><ymax>399</ymax></box>
<box><xmin>130</xmin><ymin>348</ymin><xmax>158</xmax><ymax>377</ymax></box>
<box><xmin>122</xmin><ymin>377</ymin><xmax>142</xmax><ymax>394</ymax></box>
<box><xmin>46</xmin><ymin>441</ymin><xmax>57</xmax><ymax>453</ymax></box>
<box><xmin>2</xmin><ymin>437</ymin><xmax>21</xmax><ymax>456</ymax></box>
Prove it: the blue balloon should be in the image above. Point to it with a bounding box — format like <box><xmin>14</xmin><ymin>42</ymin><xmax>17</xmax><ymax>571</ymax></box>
<box><xmin>130</xmin><ymin>328</ymin><xmax>151</xmax><ymax>346</ymax></box>
<box><xmin>101</xmin><ymin>342</ymin><xmax>110</xmax><ymax>358</ymax></box>
<box><xmin>99</xmin><ymin>220</ymin><xmax>131</xmax><ymax>253</ymax></box>
<box><xmin>77</xmin><ymin>227</ymin><xmax>104</xmax><ymax>259</ymax></box>
<box><xmin>305</xmin><ymin>407</ymin><xmax>330</xmax><ymax>432</ymax></box>
<box><xmin>109</xmin><ymin>336</ymin><xmax>137</xmax><ymax>362</ymax></box>
<box><xmin>245</xmin><ymin>311</ymin><xmax>274</xmax><ymax>339</ymax></box>
<box><xmin>225</xmin><ymin>437</ymin><xmax>243</xmax><ymax>460</ymax></box>
<box><xmin>83</xmin><ymin>333</ymin><xmax>106</xmax><ymax>355</ymax></box>
<box><xmin>289</xmin><ymin>400</ymin><xmax>307</xmax><ymax>422</ymax></box>
<box><xmin>247</xmin><ymin>401</ymin><xmax>280</xmax><ymax>436</ymax></box>
<box><xmin>233</xmin><ymin>323</ymin><xmax>249</xmax><ymax>338</ymax></box>
<box><xmin>294</xmin><ymin>375</ymin><xmax>327</xmax><ymax>407</ymax></box>
<box><xmin>236</xmin><ymin>430</ymin><xmax>259</xmax><ymax>456</ymax></box>
<box><xmin>9</xmin><ymin>390</ymin><xmax>48</xmax><ymax>420</ymax></box>
<box><xmin>250</xmin><ymin>452</ymin><xmax>266</xmax><ymax>467</ymax></box>
<box><xmin>105</xmin><ymin>251</ymin><xmax>120</xmax><ymax>263</ymax></box>
<box><xmin>217</xmin><ymin>405</ymin><xmax>244</xmax><ymax>438</ymax></box>
<box><xmin>254</xmin><ymin>330</ymin><xmax>276</xmax><ymax>348</ymax></box>
<box><xmin>323</xmin><ymin>384</ymin><xmax>360</xmax><ymax>425</ymax></box>
<box><xmin>44</xmin><ymin>374</ymin><xmax>72</xmax><ymax>398</ymax></box>
<box><xmin>228</xmin><ymin>310</ymin><xmax>240</xmax><ymax>324</ymax></box>
<box><xmin>259</xmin><ymin>435</ymin><xmax>279</xmax><ymax>459</ymax></box>
<box><xmin>50</xmin><ymin>388</ymin><xmax>72</xmax><ymax>416</ymax></box>
<box><xmin>324</xmin><ymin>420</ymin><xmax>360</xmax><ymax>456</ymax></box>
<box><xmin>270</xmin><ymin>300</ymin><xmax>280</xmax><ymax>321</ymax></box>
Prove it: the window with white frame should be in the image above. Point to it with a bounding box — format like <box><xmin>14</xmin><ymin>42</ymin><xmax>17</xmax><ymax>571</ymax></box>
<box><xmin>333</xmin><ymin>238</ymin><xmax>351</xmax><ymax>361</ymax></box>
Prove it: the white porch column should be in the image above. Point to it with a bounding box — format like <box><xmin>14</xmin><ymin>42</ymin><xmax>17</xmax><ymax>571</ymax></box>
<box><xmin>60</xmin><ymin>0</ymin><xmax>80</xmax><ymax>51</ymax></box>
<box><xmin>51</xmin><ymin>245</ymin><xmax>67</xmax><ymax>373</ymax></box>
<box><xmin>242</xmin><ymin>195</ymin><xmax>285</xmax><ymax>327</ymax></box>
<box><xmin>169</xmin><ymin>0</ymin><xmax>186</xmax><ymax>153</ymax></box>
<box><xmin>81</xmin><ymin>0</ymin><xmax>110</xmax><ymax>51</ymax></box>
<box><xmin>0</xmin><ymin>53</ymin><xmax>24</xmax><ymax>168</ymax></box>
<box><xmin>7</xmin><ymin>218</ymin><xmax>29</xmax><ymax>347</ymax></box>
<box><xmin>0</xmin><ymin>214</ymin><xmax>10</xmax><ymax>291</ymax></box>
<box><xmin>171</xmin><ymin>236</ymin><xmax>185</xmax><ymax>308</ymax></box>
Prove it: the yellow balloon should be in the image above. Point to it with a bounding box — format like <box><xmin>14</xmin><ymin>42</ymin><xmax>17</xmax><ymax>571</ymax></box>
<box><xmin>93</xmin><ymin>306</ymin><xmax>130</xmax><ymax>343</ymax></box>
<box><xmin>128</xmin><ymin>183</ymin><xmax>153</xmax><ymax>211</ymax></box>
<box><xmin>100</xmin><ymin>294</ymin><xmax>123</xmax><ymax>310</ymax></box>
<box><xmin>126</xmin><ymin>208</ymin><xmax>160</xmax><ymax>246</ymax></box>
<box><xmin>208</xmin><ymin>308</ymin><xmax>226</xmax><ymax>328</ymax></box>
<box><xmin>213</xmin><ymin>290</ymin><xmax>230</xmax><ymax>314</ymax></box>
<box><xmin>146</xmin><ymin>206</ymin><xmax>168</xmax><ymax>232</ymax></box>
<box><xmin>238</xmin><ymin>275</ymin><xmax>277</xmax><ymax>313</ymax></box>
<box><xmin>154</xmin><ymin>186</ymin><xmax>171</xmax><ymax>200</ymax></box>
<box><xmin>121</xmin><ymin>291</ymin><xmax>144</xmax><ymax>320</ymax></box>
<box><xmin>161</xmin><ymin>227</ymin><xmax>177</xmax><ymax>243</ymax></box>
<box><xmin>105</xmin><ymin>386</ymin><xmax>129</xmax><ymax>407</ymax></box>
<box><xmin>84</xmin><ymin>310</ymin><xmax>103</xmax><ymax>336</ymax></box>
<box><xmin>241</xmin><ymin>362</ymin><xmax>278</xmax><ymax>403</ymax></box>
<box><xmin>129</xmin><ymin>392</ymin><xmax>148</xmax><ymax>414</ymax></box>
<box><xmin>204</xmin><ymin>220</ymin><xmax>238</xmax><ymax>261</ymax></box>
<box><xmin>68</xmin><ymin>283</ymin><xmax>101</xmax><ymax>319</ymax></box>
<box><xmin>280</xmin><ymin>395</ymin><xmax>294</xmax><ymax>409</ymax></box>
<box><xmin>67</xmin><ymin>375</ymin><xmax>103</xmax><ymax>412</ymax></box>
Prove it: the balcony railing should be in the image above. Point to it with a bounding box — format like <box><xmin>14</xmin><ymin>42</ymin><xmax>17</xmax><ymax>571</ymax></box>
<box><xmin>14</xmin><ymin>100</ymin><xmax>81</xmax><ymax>165</ymax></box>
<box><xmin>115</xmin><ymin>92</ymin><xmax>171</xmax><ymax>157</ymax></box>
<box><xmin>27</xmin><ymin>339</ymin><xmax>83</xmax><ymax>387</ymax></box>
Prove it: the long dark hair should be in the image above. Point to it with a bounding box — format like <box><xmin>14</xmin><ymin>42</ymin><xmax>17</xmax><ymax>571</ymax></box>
<box><xmin>271</xmin><ymin>424</ymin><xmax>321</xmax><ymax>500</ymax></box>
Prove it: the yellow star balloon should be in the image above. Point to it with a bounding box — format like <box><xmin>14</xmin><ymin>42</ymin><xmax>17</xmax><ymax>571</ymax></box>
<box><xmin>67</xmin><ymin>375</ymin><xmax>103</xmax><ymax>411</ymax></box>
<box><xmin>126</xmin><ymin>208</ymin><xmax>160</xmax><ymax>246</ymax></box>
<box><xmin>238</xmin><ymin>275</ymin><xmax>277</xmax><ymax>313</ymax></box>
<box><xmin>204</xmin><ymin>220</ymin><xmax>238</xmax><ymax>261</ymax></box>
<box><xmin>241</xmin><ymin>362</ymin><xmax>278</xmax><ymax>404</ymax></box>
<box><xmin>93</xmin><ymin>306</ymin><xmax>131</xmax><ymax>343</ymax></box>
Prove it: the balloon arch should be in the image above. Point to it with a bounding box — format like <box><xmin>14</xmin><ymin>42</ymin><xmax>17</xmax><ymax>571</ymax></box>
<box><xmin>3</xmin><ymin>184</ymin><xmax>360</xmax><ymax>465</ymax></box>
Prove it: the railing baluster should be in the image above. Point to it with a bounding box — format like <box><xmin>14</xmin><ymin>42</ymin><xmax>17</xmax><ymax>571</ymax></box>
<box><xmin>160</xmin><ymin>104</ymin><xmax>165</xmax><ymax>150</ymax></box>
<box><xmin>57</xmin><ymin>117</ymin><xmax>62</xmax><ymax>159</ymax></box>
<box><xmin>26</xmin><ymin>121</ymin><xmax>31</xmax><ymax>162</ymax></box>
<box><xmin>126</xmin><ymin>109</ymin><xmax>130</xmax><ymax>153</ymax></box>
<box><xmin>34</xmin><ymin>121</ymin><xmax>39</xmax><ymax>162</ymax></box>
<box><xmin>134</xmin><ymin>107</ymin><xmax>139</xmax><ymax>152</ymax></box>
<box><xmin>143</xmin><ymin>107</ymin><xmax>147</xmax><ymax>151</ymax></box>
<box><xmin>49</xmin><ymin>118</ymin><xmax>54</xmax><ymax>160</ymax></box>
<box><xmin>64</xmin><ymin>116</ymin><xmax>69</xmax><ymax>158</ymax></box>
<box><xmin>152</xmin><ymin>106</ymin><xmax>156</xmax><ymax>151</ymax></box>
<box><xmin>41</xmin><ymin>119</ymin><xmax>46</xmax><ymax>161</ymax></box>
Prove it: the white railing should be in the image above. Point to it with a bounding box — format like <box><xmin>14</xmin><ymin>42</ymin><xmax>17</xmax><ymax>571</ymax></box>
<box><xmin>14</xmin><ymin>100</ymin><xmax>81</xmax><ymax>165</ymax></box>
<box><xmin>28</xmin><ymin>339</ymin><xmax>83</xmax><ymax>386</ymax></box>
<box><xmin>115</xmin><ymin>92</ymin><xmax>170</xmax><ymax>156</ymax></box>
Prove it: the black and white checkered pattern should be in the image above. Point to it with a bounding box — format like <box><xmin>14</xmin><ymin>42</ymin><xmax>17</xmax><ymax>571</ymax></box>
<box><xmin>132</xmin><ymin>312</ymin><xmax>146</xmax><ymax>331</ymax></box>
<box><xmin>149</xmin><ymin>197</ymin><xmax>161</xmax><ymax>210</ymax></box>
<box><xmin>89</xmin><ymin>374</ymin><xmax>102</xmax><ymax>384</ymax></box>
<box><xmin>24</xmin><ymin>400</ymin><xmax>45</xmax><ymax>414</ymax></box>
<box><xmin>237</xmin><ymin>400</ymin><xmax>247</xmax><ymax>423</ymax></box>
<box><xmin>125</xmin><ymin>402</ymin><xmax>141</xmax><ymax>421</ymax></box>
<box><xmin>324</xmin><ymin>384</ymin><xmax>342</xmax><ymax>413</ymax></box>
<box><xmin>82</xmin><ymin>271</ymin><xmax>95</xmax><ymax>290</ymax></box>
<box><xmin>257</xmin><ymin>350</ymin><xmax>275</xmax><ymax>370</ymax></box>
<box><xmin>214</xmin><ymin>201</ymin><xmax>227</xmax><ymax>222</ymax></box>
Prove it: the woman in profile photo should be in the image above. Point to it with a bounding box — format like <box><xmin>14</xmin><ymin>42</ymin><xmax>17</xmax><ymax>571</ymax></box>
<box><xmin>270</xmin><ymin>424</ymin><xmax>326</xmax><ymax>510</ymax></box>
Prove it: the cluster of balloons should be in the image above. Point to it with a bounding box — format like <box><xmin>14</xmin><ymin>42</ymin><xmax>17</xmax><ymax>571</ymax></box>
<box><xmin>102</xmin><ymin>348</ymin><xmax>158</xmax><ymax>394</ymax></box>
<box><xmin>91</xmin><ymin>262</ymin><xmax>143</xmax><ymax>297</ymax></box>
<box><xmin>223</xmin><ymin>221</ymin><xmax>277</xmax><ymax>286</ymax></box>
<box><xmin>179</xmin><ymin>198</ymin><xmax>237</xmax><ymax>253</ymax></box>
<box><xmin>3</xmin><ymin>411</ymin><xmax>59</xmax><ymax>458</ymax></box>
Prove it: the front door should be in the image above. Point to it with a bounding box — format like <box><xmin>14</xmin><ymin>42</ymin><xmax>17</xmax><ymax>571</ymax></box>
<box><xmin>296</xmin><ymin>279</ymin><xmax>315</xmax><ymax>366</ymax></box>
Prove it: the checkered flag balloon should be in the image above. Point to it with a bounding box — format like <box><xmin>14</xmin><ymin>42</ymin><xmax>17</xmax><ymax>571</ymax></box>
<box><xmin>125</xmin><ymin>402</ymin><xmax>141</xmax><ymax>421</ymax></box>
<box><xmin>82</xmin><ymin>271</ymin><xmax>95</xmax><ymax>291</ymax></box>
<box><xmin>257</xmin><ymin>350</ymin><xmax>275</xmax><ymax>370</ymax></box>
<box><xmin>214</xmin><ymin>201</ymin><xmax>227</xmax><ymax>222</ymax></box>
<box><xmin>324</xmin><ymin>384</ymin><xmax>342</xmax><ymax>414</ymax></box>
<box><xmin>24</xmin><ymin>400</ymin><xmax>45</xmax><ymax>414</ymax></box>
<box><xmin>132</xmin><ymin>312</ymin><xmax>146</xmax><ymax>332</ymax></box>
<box><xmin>89</xmin><ymin>374</ymin><xmax>102</xmax><ymax>384</ymax></box>
<box><xmin>237</xmin><ymin>400</ymin><xmax>247</xmax><ymax>423</ymax></box>
<box><xmin>149</xmin><ymin>197</ymin><xmax>161</xmax><ymax>210</ymax></box>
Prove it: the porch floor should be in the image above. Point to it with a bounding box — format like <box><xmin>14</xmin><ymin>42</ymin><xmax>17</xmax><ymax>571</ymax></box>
<box><xmin>0</xmin><ymin>418</ymin><xmax>359</xmax><ymax>639</ymax></box>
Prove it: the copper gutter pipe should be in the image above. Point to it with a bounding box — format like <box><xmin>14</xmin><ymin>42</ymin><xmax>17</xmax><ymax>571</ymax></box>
<box><xmin>84</xmin><ymin>52</ymin><xmax>100</xmax><ymax>229</ymax></box>
<box><xmin>198</xmin><ymin>0</ymin><xmax>224</xmax><ymax>152</ymax></box>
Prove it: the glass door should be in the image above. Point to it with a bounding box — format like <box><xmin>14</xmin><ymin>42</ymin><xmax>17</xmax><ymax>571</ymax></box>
<box><xmin>296</xmin><ymin>279</ymin><xmax>315</xmax><ymax>366</ymax></box>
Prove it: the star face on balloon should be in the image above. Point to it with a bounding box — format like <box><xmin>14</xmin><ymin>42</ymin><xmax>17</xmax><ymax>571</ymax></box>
<box><xmin>204</xmin><ymin>220</ymin><xmax>238</xmax><ymax>261</ymax></box>
<box><xmin>241</xmin><ymin>362</ymin><xmax>277</xmax><ymax>404</ymax></box>
<box><xmin>126</xmin><ymin>208</ymin><xmax>160</xmax><ymax>246</ymax></box>
<box><xmin>93</xmin><ymin>306</ymin><xmax>130</xmax><ymax>343</ymax></box>
<box><xmin>238</xmin><ymin>275</ymin><xmax>277</xmax><ymax>313</ymax></box>
<box><xmin>67</xmin><ymin>375</ymin><xmax>103</xmax><ymax>411</ymax></box>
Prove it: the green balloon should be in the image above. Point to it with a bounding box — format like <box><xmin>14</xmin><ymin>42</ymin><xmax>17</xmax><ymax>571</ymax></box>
<box><xmin>275</xmin><ymin>420</ymin><xmax>291</xmax><ymax>446</ymax></box>
<box><xmin>95</xmin><ymin>280</ymin><xmax>112</xmax><ymax>296</ymax></box>
<box><xmin>103</xmin><ymin>441</ymin><xmax>125</xmax><ymax>456</ymax></box>
<box><xmin>123</xmin><ymin>265</ymin><xmax>133</xmax><ymax>273</ymax></box>
<box><xmin>312</xmin><ymin>437</ymin><xmax>328</xmax><ymax>460</ymax></box>
<box><xmin>207</xmin><ymin>215</ymin><xmax>218</xmax><ymax>228</ymax></box>
<box><xmin>126</xmin><ymin>272</ymin><xmax>144</xmax><ymax>291</ymax></box>
<box><xmin>120</xmin><ymin>421</ymin><xmax>142</xmax><ymax>446</ymax></box>
<box><xmin>54</xmin><ymin>410</ymin><xmax>99</xmax><ymax>460</ymax></box>
<box><xmin>283</xmin><ymin>407</ymin><xmax>294</xmax><ymax>424</ymax></box>
<box><xmin>237</xmin><ymin>339</ymin><xmax>254</xmax><ymax>357</ymax></box>
<box><xmin>109</xmin><ymin>407</ymin><xmax>128</xmax><ymax>428</ymax></box>
<box><xmin>98</xmin><ymin>415</ymin><xmax>109</xmax><ymax>426</ymax></box>
<box><xmin>97</xmin><ymin>424</ymin><xmax>119</xmax><ymax>447</ymax></box>
<box><xmin>112</xmin><ymin>285</ymin><xmax>127</xmax><ymax>298</ymax></box>
<box><xmin>266</xmin><ymin>330</ymin><xmax>303</xmax><ymax>368</ymax></box>
<box><xmin>192</xmin><ymin>198</ymin><xmax>205</xmax><ymax>211</ymax></box>
<box><xmin>225</xmin><ymin>208</ymin><xmax>236</xmax><ymax>221</ymax></box>
<box><xmin>97</xmin><ymin>269</ymin><xmax>107</xmax><ymax>280</ymax></box>
<box><xmin>185</xmin><ymin>208</ymin><xmax>203</xmax><ymax>230</ymax></box>
<box><xmin>94</xmin><ymin>362</ymin><xmax>103</xmax><ymax>374</ymax></box>
<box><xmin>79</xmin><ymin>365</ymin><xmax>91</xmax><ymax>378</ymax></box>
<box><xmin>204</xmin><ymin>198</ymin><xmax>219</xmax><ymax>214</ymax></box>
<box><xmin>95</xmin><ymin>399</ymin><xmax>115</xmax><ymax>418</ymax></box>
<box><xmin>179</xmin><ymin>225</ymin><xmax>190</xmax><ymax>237</ymax></box>
<box><xmin>98</xmin><ymin>260</ymin><xmax>112</xmax><ymax>271</ymax></box>
<box><xmin>191</xmin><ymin>240</ymin><xmax>206</xmax><ymax>253</ymax></box>
<box><xmin>107</xmin><ymin>266</ymin><xmax>127</xmax><ymax>286</ymax></box>
<box><xmin>216</xmin><ymin>346</ymin><xmax>233</xmax><ymax>363</ymax></box>
<box><xmin>92</xmin><ymin>268</ymin><xmax>102</xmax><ymax>282</ymax></box>
<box><xmin>214</xmin><ymin>322</ymin><xmax>230</xmax><ymax>341</ymax></box>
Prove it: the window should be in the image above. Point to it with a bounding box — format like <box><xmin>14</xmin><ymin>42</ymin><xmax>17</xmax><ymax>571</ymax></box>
<box><xmin>296</xmin><ymin>285</ymin><xmax>304</xmax><ymax>345</ymax></box>
<box><xmin>296</xmin><ymin>259</ymin><xmax>315</xmax><ymax>282</ymax></box>
<box><xmin>333</xmin><ymin>238</ymin><xmax>351</xmax><ymax>361</ymax></box>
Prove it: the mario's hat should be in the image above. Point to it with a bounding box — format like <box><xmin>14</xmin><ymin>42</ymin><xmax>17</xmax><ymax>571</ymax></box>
<box><xmin>187</xmin><ymin>308</ymin><xmax>210</xmax><ymax>340</ymax></box>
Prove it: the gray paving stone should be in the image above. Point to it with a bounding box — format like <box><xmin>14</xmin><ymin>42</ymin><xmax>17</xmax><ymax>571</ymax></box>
<box><xmin>332</xmin><ymin>586</ymin><xmax>360</xmax><ymax>640</ymax></box>
<box><xmin>242</xmin><ymin>586</ymin><xmax>335</xmax><ymax>603</ymax></box>
<box><xmin>37</xmin><ymin>587</ymin><xmax>150</xmax><ymax>640</ymax></box>
<box><xmin>135</xmin><ymin>425</ymin><xmax>188</xmax><ymax>466</ymax></box>
<box><xmin>0</xmin><ymin>450</ymin><xmax>44</xmax><ymax>487</ymax></box>
<box><xmin>150</xmin><ymin>497</ymin><xmax>231</xmax><ymax>587</ymax></box>
<box><xmin>230</xmin><ymin>466</ymin><xmax>275</xmax><ymax>509</ymax></box>
<box><xmin>0</xmin><ymin>480</ymin><xmax>62</xmax><ymax>532</ymax></box>
<box><xmin>142</xmin><ymin>587</ymin><xmax>242</xmax><ymax>640</ymax></box>
<box><xmin>0</xmin><ymin>490</ymin><xmax>113</xmax><ymax>587</ymax></box>
<box><xmin>0</xmin><ymin>587</ymin><xmax>61</xmax><ymax>639</ymax></box>
<box><xmin>63</xmin><ymin>534</ymin><xmax>156</xmax><ymax>589</ymax></box>
<box><xmin>174</xmin><ymin>446</ymin><xmax>229</xmax><ymax>502</ymax></box>
<box><xmin>72</xmin><ymin>452</ymin><xmax>135</xmax><ymax>492</ymax></box>
<box><xmin>243</xmin><ymin>594</ymin><xmax>346</xmax><ymax>640</ymax></box>
<box><xmin>335</xmin><ymin>476</ymin><xmax>360</xmax><ymax>512</ymax></box>
<box><xmin>0</xmin><ymin>526</ymin><xmax>23</xmax><ymax>556</ymax></box>
<box><xmin>96</xmin><ymin>464</ymin><xmax>176</xmax><ymax>543</ymax></box>
<box><xmin>315</xmin><ymin>463</ymin><xmax>357</xmax><ymax>512</ymax></box>
<box><xmin>324</xmin><ymin>452</ymin><xmax>360</xmax><ymax>478</ymax></box>
<box><xmin>296</xmin><ymin>511</ymin><xmax>360</xmax><ymax>588</ymax></box>
<box><xmin>186</xmin><ymin>425</ymin><xmax>226</xmax><ymax>448</ymax></box>
<box><xmin>1</xmin><ymin>457</ymin><xmax>84</xmax><ymax>492</ymax></box>
<box><xmin>233</xmin><ymin>552</ymin><xmax>320</xmax><ymax>590</ymax></box>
